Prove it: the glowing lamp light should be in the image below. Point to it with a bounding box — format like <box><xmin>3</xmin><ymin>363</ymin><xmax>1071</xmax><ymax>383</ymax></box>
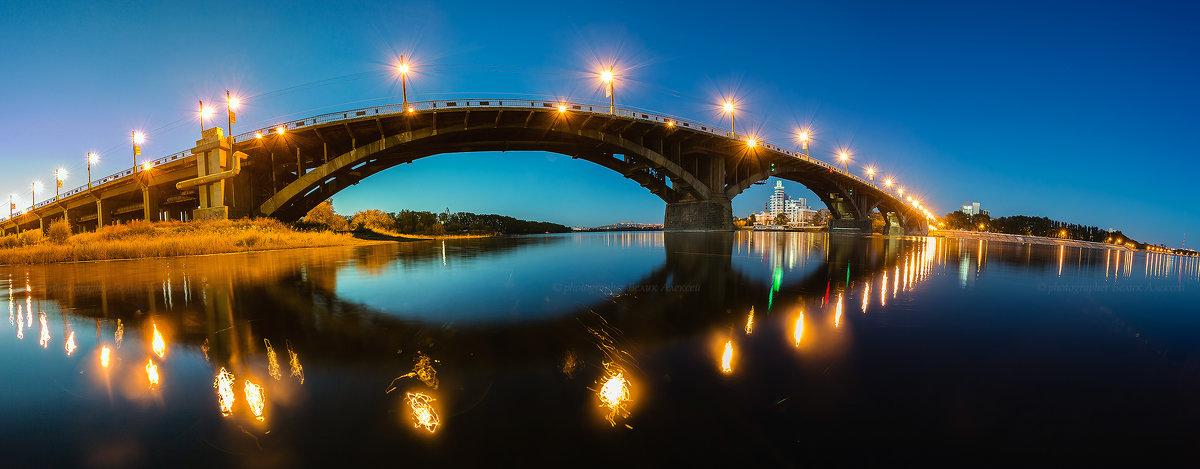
<box><xmin>898</xmin><ymin>188</ymin><xmax>905</xmax><ymax>195</ymax></box>
<box><xmin>866</xmin><ymin>167</ymin><xmax>875</xmax><ymax>177</ymax></box>
<box><xmin>200</xmin><ymin>106</ymin><xmax>215</xmax><ymax>121</ymax></box>
<box><xmin>255</xmin><ymin>131</ymin><xmax>263</xmax><ymax>139</ymax></box>
<box><xmin>228</xmin><ymin>96</ymin><xmax>240</xmax><ymax>110</ymax></box>
<box><xmin>558</xmin><ymin>104</ymin><xmax>567</xmax><ymax>113</ymax></box>
<box><xmin>723</xmin><ymin>101</ymin><xmax>735</xmax><ymax>113</ymax></box>
<box><xmin>398</xmin><ymin>62</ymin><xmax>409</xmax><ymax>75</ymax></box>
<box><xmin>407</xmin><ymin>107</ymin><xmax>415</xmax><ymax>113</ymax></box>
<box><xmin>132</xmin><ymin>131</ymin><xmax>146</xmax><ymax>145</ymax></box>
<box><xmin>88</xmin><ymin>152</ymin><xmax>100</xmax><ymax>166</ymax></box>
<box><xmin>55</xmin><ymin>168</ymin><xmax>68</xmax><ymax>182</ymax></box>
<box><xmin>747</xmin><ymin>138</ymin><xmax>757</xmax><ymax>148</ymax></box>
<box><xmin>275</xmin><ymin>125</ymin><xmax>286</xmax><ymax>135</ymax></box>
<box><xmin>142</xmin><ymin>162</ymin><xmax>152</xmax><ymax>171</ymax></box>
<box><xmin>798</xmin><ymin>131</ymin><xmax>809</xmax><ymax>142</ymax></box>
<box><xmin>839</xmin><ymin>152</ymin><xmax>849</xmax><ymax>162</ymax></box>
<box><xmin>666</xmin><ymin>120</ymin><xmax>674</xmax><ymax>127</ymax></box>
<box><xmin>885</xmin><ymin>178</ymin><xmax>893</xmax><ymax>187</ymax></box>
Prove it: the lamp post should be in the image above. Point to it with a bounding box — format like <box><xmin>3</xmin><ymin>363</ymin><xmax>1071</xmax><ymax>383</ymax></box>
<box><xmin>866</xmin><ymin>167</ymin><xmax>875</xmax><ymax>184</ymax></box>
<box><xmin>132</xmin><ymin>131</ymin><xmax>144</xmax><ymax>174</ymax></box>
<box><xmin>798</xmin><ymin>130</ymin><xmax>810</xmax><ymax>158</ymax></box>
<box><xmin>227</xmin><ymin>90</ymin><xmax>239</xmax><ymax>150</ymax></box>
<box><xmin>87</xmin><ymin>152</ymin><xmax>99</xmax><ymax>189</ymax></box>
<box><xmin>885</xmin><ymin>178</ymin><xmax>893</xmax><ymax>192</ymax></box>
<box><xmin>600</xmin><ymin>67</ymin><xmax>615</xmax><ymax>115</ymax></box>
<box><xmin>399</xmin><ymin>55</ymin><xmax>409</xmax><ymax>111</ymax></box>
<box><xmin>54</xmin><ymin>169</ymin><xmax>66</xmax><ymax>200</ymax></box>
<box><xmin>839</xmin><ymin>151</ymin><xmax>849</xmax><ymax>173</ymax></box>
<box><xmin>723</xmin><ymin>101</ymin><xmax>736</xmax><ymax>134</ymax></box>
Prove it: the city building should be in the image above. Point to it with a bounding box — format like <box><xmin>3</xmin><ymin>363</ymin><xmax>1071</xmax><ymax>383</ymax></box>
<box><xmin>755</xmin><ymin>181</ymin><xmax>817</xmax><ymax>225</ymax></box>
<box><xmin>961</xmin><ymin>201</ymin><xmax>989</xmax><ymax>216</ymax></box>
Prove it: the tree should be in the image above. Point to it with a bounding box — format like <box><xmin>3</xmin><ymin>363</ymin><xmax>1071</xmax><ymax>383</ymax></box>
<box><xmin>303</xmin><ymin>201</ymin><xmax>349</xmax><ymax>231</ymax></box>
<box><xmin>773</xmin><ymin>213</ymin><xmax>789</xmax><ymax>226</ymax></box>
<box><xmin>814</xmin><ymin>209</ymin><xmax>831</xmax><ymax>226</ymax></box>
<box><xmin>350</xmin><ymin>209</ymin><xmax>394</xmax><ymax>232</ymax></box>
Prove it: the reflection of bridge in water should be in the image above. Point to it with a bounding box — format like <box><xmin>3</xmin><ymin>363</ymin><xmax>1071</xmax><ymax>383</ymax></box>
<box><xmin>6</xmin><ymin>233</ymin><xmax>942</xmax><ymax>371</ymax></box>
<box><xmin>2</xmin><ymin>99</ymin><xmax>930</xmax><ymax>235</ymax></box>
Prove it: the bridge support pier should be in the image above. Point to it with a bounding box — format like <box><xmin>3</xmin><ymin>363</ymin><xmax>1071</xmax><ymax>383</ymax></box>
<box><xmin>142</xmin><ymin>185</ymin><xmax>160</xmax><ymax>222</ymax></box>
<box><xmin>664</xmin><ymin>197</ymin><xmax>733</xmax><ymax>232</ymax></box>
<box><xmin>829</xmin><ymin>218</ymin><xmax>872</xmax><ymax>234</ymax></box>
<box><xmin>96</xmin><ymin>199</ymin><xmax>111</xmax><ymax>228</ymax></box>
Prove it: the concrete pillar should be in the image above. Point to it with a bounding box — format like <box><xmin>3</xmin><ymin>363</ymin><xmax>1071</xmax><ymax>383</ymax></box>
<box><xmin>192</xmin><ymin>127</ymin><xmax>231</xmax><ymax>220</ymax></box>
<box><xmin>96</xmin><ymin>199</ymin><xmax>111</xmax><ymax>228</ymax></box>
<box><xmin>142</xmin><ymin>185</ymin><xmax>160</xmax><ymax>222</ymax></box>
<box><xmin>664</xmin><ymin>197</ymin><xmax>733</xmax><ymax>231</ymax></box>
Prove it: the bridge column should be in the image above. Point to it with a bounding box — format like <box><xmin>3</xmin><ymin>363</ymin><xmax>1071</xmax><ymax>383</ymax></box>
<box><xmin>96</xmin><ymin>199</ymin><xmax>111</xmax><ymax>228</ymax></box>
<box><xmin>184</xmin><ymin>127</ymin><xmax>249</xmax><ymax>221</ymax></box>
<box><xmin>142</xmin><ymin>185</ymin><xmax>160</xmax><ymax>222</ymax></box>
<box><xmin>664</xmin><ymin>196</ymin><xmax>733</xmax><ymax>231</ymax></box>
<box><xmin>884</xmin><ymin>212</ymin><xmax>905</xmax><ymax>236</ymax></box>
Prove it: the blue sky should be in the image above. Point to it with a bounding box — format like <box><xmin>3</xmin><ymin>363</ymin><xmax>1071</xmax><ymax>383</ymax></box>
<box><xmin>0</xmin><ymin>1</ymin><xmax>1196</xmax><ymax>246</ymax></box>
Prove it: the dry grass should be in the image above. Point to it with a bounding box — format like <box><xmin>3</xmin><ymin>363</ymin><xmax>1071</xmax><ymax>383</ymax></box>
<box><xmin>355</xmin><ymin>227</ymin><xmax>495</xmax><ymax>241</ymax></box>
<box><xmin>0</xmin><ymin>218</ymin><xmax>367</xmax><ymax>265</ymax></box>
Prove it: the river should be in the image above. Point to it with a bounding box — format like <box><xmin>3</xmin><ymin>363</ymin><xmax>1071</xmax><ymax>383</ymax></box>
<box><xmin>2</xmin><ymin>232</ymin><xmax>1199</xmax><ymax>466</ymax></box>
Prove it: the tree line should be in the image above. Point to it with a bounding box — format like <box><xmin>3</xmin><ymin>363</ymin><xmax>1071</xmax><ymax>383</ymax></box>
<box><xmin>941</xmin><ymin>211</ymin><xmax>1140</xmax><ymax>246</ymax></box>
<box><xmin>300</xmin><ymin>201</ymin><xmax>572</xmax><ymax>235</ymax></box>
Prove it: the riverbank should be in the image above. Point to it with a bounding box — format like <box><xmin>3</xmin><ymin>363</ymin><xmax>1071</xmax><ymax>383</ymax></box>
<box><xmin>0</xmin><ymin>218</ymin><xmax>372</xmax><ymax>265</ymax></box>
<box><xmin>932</xmin><ymin>229</ymin><xmax>1131</xmax><ymax>250</ymax></box>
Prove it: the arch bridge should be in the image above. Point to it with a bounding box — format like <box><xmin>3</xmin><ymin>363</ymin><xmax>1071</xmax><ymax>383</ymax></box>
<box><xmin>1</xmin><ymin>99</ymin><xmax>928</xmax><ymax>235</ymax></box>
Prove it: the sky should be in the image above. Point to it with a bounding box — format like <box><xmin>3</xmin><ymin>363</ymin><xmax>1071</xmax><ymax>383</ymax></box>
<box><xmin>0</xmin><ymin>1</ymin><xmax>1196</xmax><ymax>246</ymax></box>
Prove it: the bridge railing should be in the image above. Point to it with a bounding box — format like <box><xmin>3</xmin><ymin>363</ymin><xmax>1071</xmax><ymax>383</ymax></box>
<box><xmin>11</xmin><ymin>98</ymin><xmax>917</xmax><ymax>222</ymax></box>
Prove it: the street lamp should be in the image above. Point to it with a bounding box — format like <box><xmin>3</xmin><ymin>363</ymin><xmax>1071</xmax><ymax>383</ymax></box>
<box><xmin>600</xmin><ymin>66</ymin><xmax>615</xmax><ymax>115</ymax></box>
<box><xmin>885</xmin><ymin>178</ymin><xmax>893</xmax><ymax>190</ymax></box>
<box><xmin>723</xmin><ymin>100</ymin><xmax>736</xmax><ymax>134</ymax></box>
<box><xmin>398</xmin><ymin>55</ymin><xmax>410</xmax><ymax>111</ymax></box>
<box><xmin>227</xmin><ymin>90</ymin><xmax>239</xmax><ymax>149</ymax></box>
<box><xmin>838</xmin><ymin>151</ymin><xmax>850</xmax><ymax>172</ymax></box>
<box><xmin>199</xmin><ymin>101</ymin><xmax>214</xmax><ymax>131</ymax></box>
<box><xmin>87</xmin><ymin>152</ymin><xmax>99</xmax><ymax>188</ymax></box>
<box><xmin>132</xmin><ymin>131</ymin><xmax>145</xmax><ymax>174</ymax></box>
<box><xmin>898</xmin><ymin>187</ymin><xmax>904</xmax><ymax>196</ymax></box>
<box><xmin>866</xmin><ymin>167</ymin><xmax>875</xmax><ymax>184</ymax></box>
<box><xmin>797</xmin><ymin>129</ymin><xmax>810</xmax><ymax>157</ymax></box>
<box><xmin>54</xmin><ymin>168</ymin><xmax>67</xmax><ymax>200</ymax></box>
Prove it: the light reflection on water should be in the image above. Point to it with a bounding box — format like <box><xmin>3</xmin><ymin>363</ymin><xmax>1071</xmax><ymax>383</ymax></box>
<box><xmin>0</xmin><ymin>233</ymin><xmax>1198</xmax><ymax>465</ymax></box>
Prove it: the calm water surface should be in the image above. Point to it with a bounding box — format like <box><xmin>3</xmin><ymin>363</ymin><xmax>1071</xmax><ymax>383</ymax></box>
<box><xmin>2</xmin><ymin>232</ymin><xmax>1200</xmax><ymax>466</ymax></box>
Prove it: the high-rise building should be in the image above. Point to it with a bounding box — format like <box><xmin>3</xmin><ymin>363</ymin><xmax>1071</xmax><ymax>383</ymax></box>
<box><xmin>961</xmin><ymin>201</ymin><xmax>989</xmax><ymax>216</ymax></box>
<box><xmin>763</xmin><ymin>180</ymin><xmax>815</xmax><ymax>225</ymax></box>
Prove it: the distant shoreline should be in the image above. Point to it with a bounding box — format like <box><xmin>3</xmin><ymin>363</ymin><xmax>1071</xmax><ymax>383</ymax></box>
<box><xmin>933</xmin><ymin>229</ymin><xmax>1134</xmax><ymax>250</ymax></box>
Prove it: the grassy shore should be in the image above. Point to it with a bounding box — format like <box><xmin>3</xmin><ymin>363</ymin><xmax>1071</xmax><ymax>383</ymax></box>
<box><xmin>932</xmin><ymin>229</ymin><xmax>1132</xmax><ymax>250</ymax></box>
<box><xmin>0</xmin><ymin>218</ymin><xmax>370</xmax><ymax>265</ymax></box>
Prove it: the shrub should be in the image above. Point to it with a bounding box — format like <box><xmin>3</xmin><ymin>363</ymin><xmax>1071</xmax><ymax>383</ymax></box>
<box><xmin>46</xmin><ymin>220</ymin><xmax>72</xmax><ymax>243</ymax></box>
<box><xmin>303</xmin><ymin>201</ymin><xmax>350</xmax><ymax>231</ymax></box>
<box><xmin>17</xmin><ymin>229</ymin><xmax>42</xmax><ymax>247</ymax></box>
<box><xmin>350</xmin><ymin>209</ymin><xmax>394</xmax><ymax>232</ymax></box>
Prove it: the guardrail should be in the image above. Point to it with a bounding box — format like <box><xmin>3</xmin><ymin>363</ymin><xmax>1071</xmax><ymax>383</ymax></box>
<box><xmin>7</xmin><ymin>98</ymin><xmax>919</xmax><ymax>223</ymax></box>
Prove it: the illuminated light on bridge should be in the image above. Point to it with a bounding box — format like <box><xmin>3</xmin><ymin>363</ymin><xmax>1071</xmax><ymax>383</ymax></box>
<box><xmin>87</xmin><ymin>152</ymin><xmax>100</xmax><ymax>166</ymax></box>
<box><xmin>142</xmin><ymin>162</ymin><xmax>152</xmax><ymax>171</ymax></box>
<box><xmin>746</xmin><ymin>138</ymin><xmax>757</xmax><ymax>148</ymax></box>
<box><xmin>557</xmin><ymin>104</ymin><xmax>567</xmax><ymax>113</ymax></box>
<box><xmin>898</xmin><ymin>187</ymin><xmax>905</xmax><ymax>196</ymax></box>
<box><xmin>885</xmin><ymin>178</ymin><xmax>893</xmax><ymax>188</ymax></box>
<box><xmin>132</xmin><ymin>131</ymin><xmax>146</xmax><ymax>145</ymax></box>
<box><xmin>199</xmin><ymin>105</ymin><xmax>215</xmax><ymax>124</ymax></box>
<box><xmin>797</xmin><ymin>129</ymin><xmax>810</xmax><ymax>153</ymax></box>
<box><xmin>666</xmin><ymin>119</ymin><xmax>675</xmax><ymax>127</ymax></box>
<box><xmin>227</xmin><ymin>96</ymin><xmax>240</xmax><ymax>111</ymax></box>
<box><xmin>274</xmin><ymin>125</ymin><xmax>286</xmax><ymax>135</ymax></box>
<box><xmin>255</xmin><ymin>131</ymin><xmax>263</xmax><ymax>139</ymax></box>
<box><xmin>722</xmin><ymin>100</ymin><xmax>736</xmax><ymax>133</ymax></box>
